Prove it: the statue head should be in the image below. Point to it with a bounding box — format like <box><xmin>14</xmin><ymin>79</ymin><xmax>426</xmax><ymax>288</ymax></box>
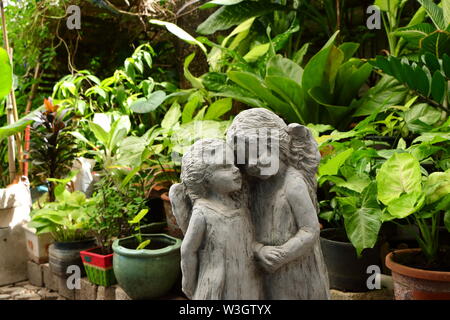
<box><xmin>181</xmin><ymin>138</ymin><xmax>242</xmax><ymax>201</ymax></box>
<box><xmin>226</xmin><ymin>108</ymin><xmax>321</xmax><ymax>207</ymax></box>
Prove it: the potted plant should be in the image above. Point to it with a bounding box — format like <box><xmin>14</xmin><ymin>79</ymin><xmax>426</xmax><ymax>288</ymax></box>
<box><xmin>377</xmin><ymin>152</ymin><xmax>450</xmax><ymax>300</ymax></box>
<box><xmin>29</xmin><ymin>98</ymin><xmax>79</xmax><ymax>202</ymax></box>
<box><xmin>317</xmin><ymin>137</ymin><xmax>386</xmax><ymax>292</ymax></box>
<box><xmin>80</xmin><ymin>172</ymin><xmax>148</xmax><ymax>287</ymax></box>
<box><xmin>28</xmin><ymin>181</ymin><xmax>96</xmax><ymax>277</ymax></box>
<box><xmin>112</xmin><ymin>208</ymin><xmax>182</xmax><ymax>300</ymax></box>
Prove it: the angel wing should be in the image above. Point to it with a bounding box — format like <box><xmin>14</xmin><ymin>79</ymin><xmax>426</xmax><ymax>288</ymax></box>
<box><xmin>168</xmin><ymin>183</ymin><xmax>192</xmax><ymax>235</ymax></box>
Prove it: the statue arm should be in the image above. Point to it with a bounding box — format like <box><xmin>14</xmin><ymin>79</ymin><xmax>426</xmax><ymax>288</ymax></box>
<box><xmin>279</xmin><ymin>178</ymin><xmax>320</xmax><ymax>265</ymax></box>
<box><xmin>180</xmin><ymin>209</ymin><xmax>206</xmax><ymax>299</ymax></box>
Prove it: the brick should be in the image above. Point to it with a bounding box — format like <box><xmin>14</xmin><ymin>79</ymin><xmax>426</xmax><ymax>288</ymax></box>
<box><xmin>42</xmin><ymin>263</ymin><xmax>58</xmax><ymax>292</ymax></box>
<box><xmin>27</xmin><ymin>261</ymin><xmax>43</xmax><ymax>287</ymax></box>
<box><xmin>56</xmin><ymin>275</ymin><xmax>75</xmax><ymax>300</ymax></box>
<box><xmin>14</xmin><ymin>293</ymin><xmax>41</xmax><ymax>300</ymax></box>
<box><xmin>76</xmin><ymin>278</ymin><xmax>97</xmax><ymax>300</ymax></box>
<box><xmin>38</xmin><ymin>288</ymin><xmax>59</xmax><ymax>300</ymax></box>
<box><xmin>114</xmin><ymin>286</ymin><xmax>131</xmax><ymax>300</ymax></box>
<box><xmin>96</xmin><ymin>285</ymin><xmax>115</xmax><ymax>300</ymax></box>
<box><xmin>330</xmin><ymin>288</ymin><xmax>393</xmax><ymax>300</ymax></box>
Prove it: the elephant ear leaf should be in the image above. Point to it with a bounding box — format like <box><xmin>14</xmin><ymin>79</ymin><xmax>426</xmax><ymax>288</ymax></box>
<box><xmin>0</xmin><ymin>47</ymin><xmax>12</xmax><ymax>99</ymax></box>
<box><xmin>376</xmin><ymin>152</ymin><xmax>423</xmax><ymax>219</ymax></box>
<box><xmin>340</xmin><ymin>182</ymin><xmax>382</xmax><ymax>257</ymax></box>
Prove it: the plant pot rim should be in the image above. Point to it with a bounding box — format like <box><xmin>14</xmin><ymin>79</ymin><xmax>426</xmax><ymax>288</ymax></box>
<box><xmin>53</xmin><ymin>237</ymin><xmax>96</xmax><ymax>245</ymax></box>
<box><xmin>112</xmin><ymin>233</ymin><xmax>181</xmax><ymax>258</ymax></box>
<box><xmin>320</xmin><ymin>228</ymin><xmax>352</xmax><ymax>246</ymax></box>
<box><xmin>80</xmin><ymin>246</ymin><xmax>114</xmax><ymax>258</ymax></box>
<box><xmin>386</xmin><ymin>248</ymin><xmax>450</xmax><ymax>282</ymax></box>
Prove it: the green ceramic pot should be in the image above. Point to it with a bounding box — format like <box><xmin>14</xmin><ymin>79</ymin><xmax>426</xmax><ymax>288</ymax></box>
<box><xmin>112</xmin><ymin>234</ymin><xmax>182</xmax><ymax>300</ymax></box>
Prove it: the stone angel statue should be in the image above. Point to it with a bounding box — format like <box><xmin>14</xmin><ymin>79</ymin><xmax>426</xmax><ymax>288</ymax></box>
<box><xmin>226</xmin><ymin>108</ymin><xmax>330</xmax><ymax>300</ymax></box>
<box><xmin>169</xmin><ymin>138</ymin><xmax>263</xmax><ymax>300</ymax></box>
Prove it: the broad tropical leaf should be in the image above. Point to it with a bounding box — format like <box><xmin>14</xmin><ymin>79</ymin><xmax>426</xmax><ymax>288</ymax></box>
<box><xmin>376</xmin><ymin>152</ymin><xmax>422</xmax><ymax>206</ymax></box>
<box><xmin>340</xmin><ymin>183</ymin><xmax>382</xmax><ymax>257</ymax></box>
<box><xmin>197</xmin><ymin>0</ymin><xmax>284</xmax><ymax>35</ymax></box>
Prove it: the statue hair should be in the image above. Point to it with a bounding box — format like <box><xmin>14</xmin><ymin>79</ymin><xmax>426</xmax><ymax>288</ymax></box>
<box><xmin>169</xmin><ymin>138</ymin><xmax>231</xmax><ymax>234</ymax></box>
<box><xmin>226</xmin><ymin>108</ymin><xmax>321</xmax><ymax>211</ymax></box>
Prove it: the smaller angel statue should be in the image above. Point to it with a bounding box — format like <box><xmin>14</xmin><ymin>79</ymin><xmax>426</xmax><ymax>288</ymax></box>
<box><xmin>169</xmin><ymin>138</ymin><xmax>263</xmax><ymax>300</ymax></box>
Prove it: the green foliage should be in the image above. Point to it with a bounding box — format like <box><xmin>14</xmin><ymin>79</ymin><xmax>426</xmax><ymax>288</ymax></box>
<box><xmin>29</xmin><ymin>100</ymin><xmax>79</xmax><ymax>202</ymax></box>
<box><xmin>128</xmin><ymin>209</ymin><xmax>150</xmax><ymax>250</ymax></box>
<box><xmin>197</xmin><ymin>0</ymin><xmax>286</xmax><ymax>35</ymax></box>
<box><xmin>88</xmin><ymin>173</ymin><xmax>148</xmax><ymax>254</ymax></box>
<box><xmin>0</xmin><ymin>48</ymin><xmax>12</xmax><ymax>99</ymax></box>
<box><xmin>371</xmin><ymin>53</ymin><xmax>450</xmax><ymax>111</ymax></box>
<box><xmin>376</xmin><ymin>152</ymin><xmax>450</xmax><ymax>263</ymax></box>
<box><xmin>215</xmin><ymin>32</ymin><xmax>372</xmax><ymax>128</ymax></box>
<box><xmin>29</xmin><ymin>180</ymin><xmax>94</xmax><ymax>242</ymax></box>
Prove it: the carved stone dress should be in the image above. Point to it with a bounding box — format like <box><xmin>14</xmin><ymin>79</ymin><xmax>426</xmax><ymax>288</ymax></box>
<box><xmin>192</xmin><ymin>200</ymin><xmax>263</xmax><ymax>300</ymax></box>
<box><xmin>250</xmin><ymin>167</ymin><xmax>330</xmax><ymax>300</ymax></box>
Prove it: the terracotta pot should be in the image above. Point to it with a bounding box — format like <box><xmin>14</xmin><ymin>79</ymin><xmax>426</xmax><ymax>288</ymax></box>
<box><xmin>386</xmin><ymin>249</ymin><xmax>450</xmax><ymax>300</ymax></box>
<box><xmin>161</xmin><ymin>193</ymin><xmax>183</xmax><ymax>239</ymax></box>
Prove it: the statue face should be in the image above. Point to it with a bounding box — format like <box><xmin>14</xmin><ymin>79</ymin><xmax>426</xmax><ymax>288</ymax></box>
<box><xmin>209</xmin><ymin>164</ymin><xmax>242</xmax><ymax>194</ymax></box>
<box><xmin>234</xmin><ymin>133</ymin><xmax>280</xmax><ymax>179</ymax></box>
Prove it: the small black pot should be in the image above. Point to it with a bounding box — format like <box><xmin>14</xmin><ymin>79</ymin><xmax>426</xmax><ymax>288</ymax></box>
<box><xmin>49</xmin><ymin>238</ymin><xmax>96</xmax><ymax>277</ymax></box>
<box><xmin>320</xmin><ymin>228</ymin><xmax>381</xmax><ymax>292</ymax></box>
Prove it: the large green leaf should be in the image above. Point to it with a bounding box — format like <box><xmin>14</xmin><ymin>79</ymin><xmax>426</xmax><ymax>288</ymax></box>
<box><xmin>354</xmin><ymin>75</ymin><xmax>407</xmax><ymax>116</ymax></box>
<box><xmin>228</xmin><ymin>71</ymin><xmax>293</xmax><ymax>118</ymax></box>
<box><xmin>302</xmin><ymin>31</ymin><xmax>340</xmax><ymax>94</ymax></box>
<box><xmin>335</xmin><ymin>61</ymin><xmax>373</xmax><ymax>106</ymax></box>
<box><xmin>149</xmin><ymin>19</ymin><xmax>207</xmax><ymax>54</ymax></box>
<box><xmin>266</xmin><ymin>54</ymin><xmax>303</xmax><ymax>83</ymax></box>
<box><xmin>161</xmin><ymin>102</ymin><xmax>182</xmax><ymax>130</ymax></box>
<box><xmin>385</xmin><ymin>191</ymin><xmax>425</xmax><ymax>219</ymax></box>
<box><xmin>243</xmin><ymin>43</ymin><xmax>270</xmax><ymax>63</ymax></box>
<box><xmin>430</xmin><ymin>70</ymin><xmax>446</xmax><ymax>103</ymax></box>
<box><xmin>204</xmin><ymin>98</ymin><xmax>233</xmax><ymax>120</ymax></box>
<box><xmin>0</xmin><ymin>107</ymin><xmax>42</xmax><ymax>141</ymax></box>
<box><xmin>420</xmin><ymin>30</ymin><xmax>450</xmax><ymax>57</ymax></box>
<box><xmin>130</xmin><ymin>91</ymin><xmax>166</xmax><ymax>114</ymax></box>
<box><xmin>182</xmin><ymin>92</ymin><xmax>202</xmax><ymax>123</ymax></box>
<box><xmin>88</xmin><ymin>122</ymin><xmax>109</xmax><ymax>146</ymax></box>
<box><xmin>417</xmin><ymin>0</ymin><xmax>446</xmax><ymax>30</ymax></box>
<box><xmin>376</xmin><ymin>152</ymin><xmax>422</xmax><ymax>206</ymax></box>
<box><xmin>264</xmin><ymin>76</ymin><xmax>305</xmax><ymax>123</ymax></box>
<box><xmin>0</xmin><ymin>48</ymin><xmax>12</xmax><ymax>99</ymax></box>
<box><xmin>424</xmin><ymin>170</ymin><xmax>450</xmax><ymax>204</ymax></box>
<box><xmin>196</xmin><ymin>0</ymin><xmax>284</xmax><ymax>35</ymax></box>
<box><xmin>319</xmin><ymin>148</ymin><xmax>354</xmax><ymax>177</ymax></box>
<box><xmin>444</xmin><ymin>0</ymin><xmax>450</xmax><ymax>26</ymax></box>
<box><xmin>405</xmin><ymin>103</ymin><xmax>442</xmax><ymax>132</ymax></box>
<box><xmin>340</xmin><ymin>183</ymin><xmax>382</xmax><ymax>257</ymax></box>
<box><xmin>395</xmin><ymin>23</ymin><xmax>436</xmax><ymax>47</ymax></box>
<box><xmin>184</xmin><ymin>53</ymin><xmax>204</xmax><ymax>89</ymax></box>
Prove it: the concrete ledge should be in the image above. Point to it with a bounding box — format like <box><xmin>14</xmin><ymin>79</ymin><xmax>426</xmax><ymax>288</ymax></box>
<box><xmin>330</xmin><ymin>288</ymin><xmax>394</xmax><ymax>300</ymax></box>
<box><xmin>96</xmin><ymin>285</ymin><xmax>116</xmax><ymax>300</ymax></box>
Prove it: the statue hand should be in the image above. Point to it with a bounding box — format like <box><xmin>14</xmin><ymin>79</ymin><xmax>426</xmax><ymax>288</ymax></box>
<box><xmin>256</xmin><ymin>246</ymin><xmax>287</xmax><ymax>273</ymax></box>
